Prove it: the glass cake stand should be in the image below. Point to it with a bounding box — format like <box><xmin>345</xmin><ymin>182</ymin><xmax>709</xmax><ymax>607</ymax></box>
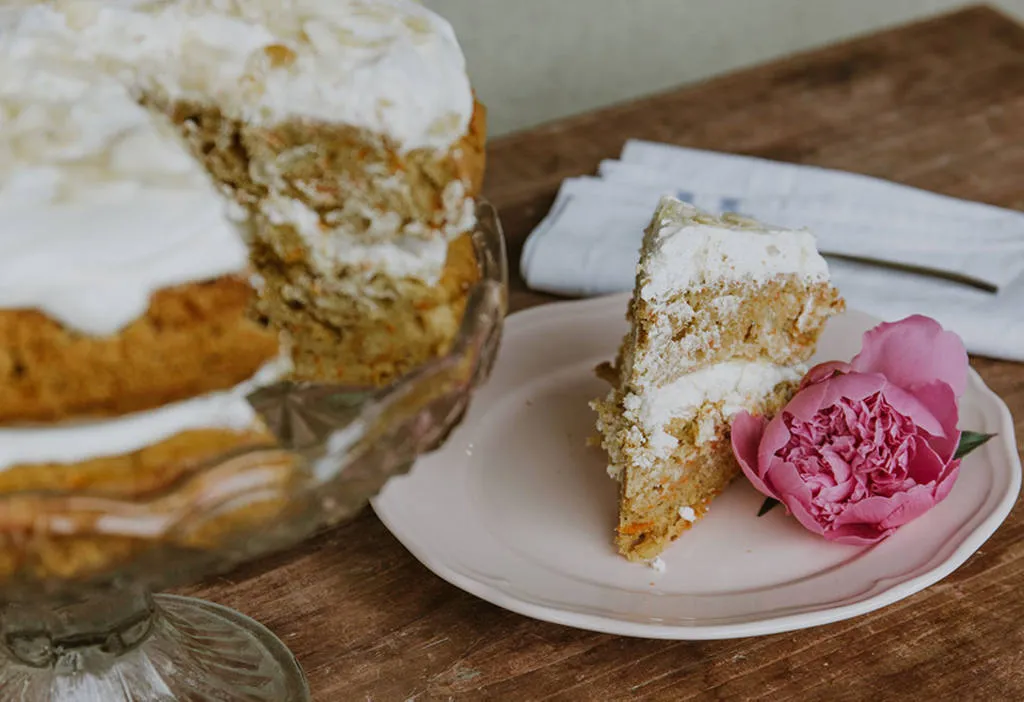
<box><xmin>0</xmin><ymin>203</ymin><xmax>507</xmax><ymax>701</ymax></box>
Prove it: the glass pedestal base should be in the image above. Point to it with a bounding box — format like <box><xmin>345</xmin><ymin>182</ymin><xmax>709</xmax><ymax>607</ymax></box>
<box><xmin>1</xmin><ymin>592</ymin><xmax>309</xmax><ymax>701</ymax></box>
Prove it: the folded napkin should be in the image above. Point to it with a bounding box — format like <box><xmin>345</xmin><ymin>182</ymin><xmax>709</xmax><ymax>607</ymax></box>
<box><xmin>521</xmin><ymin>140</ymin><xmax>1024</xmax><ymax>362</ymax></box>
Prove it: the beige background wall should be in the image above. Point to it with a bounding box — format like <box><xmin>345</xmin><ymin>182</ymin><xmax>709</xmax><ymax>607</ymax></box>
<box><xmin>424</xmin><ymin>1</ymin><xmax>1024</xmax><ymax>136</ymax></box>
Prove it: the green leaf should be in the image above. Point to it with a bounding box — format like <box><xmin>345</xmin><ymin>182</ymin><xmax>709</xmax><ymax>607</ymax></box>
<box><xmin>955</xmin><ymin>431</ymin><xmax>996</xmax><ymax>460</ymax></box>
<box><xmin>757</xmin><ymin>497</ymin><xmax>780</xmax><ymax>517</ymax></box>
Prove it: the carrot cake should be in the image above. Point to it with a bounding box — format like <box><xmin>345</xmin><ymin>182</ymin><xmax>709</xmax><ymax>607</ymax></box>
<box><xmin>0</xmin><ymin>0</ymin><xmax>485</xmax><ymax>581</ymax></box>
<box><xmin>592</xmin><ymin>197</ymin><xmax>844</xmax><ymax>562</ymax></box>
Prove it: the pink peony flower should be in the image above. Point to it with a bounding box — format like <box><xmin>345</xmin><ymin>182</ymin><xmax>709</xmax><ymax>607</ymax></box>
<box><xmin>732</xmin><ymin>315</ymin><xmax>969</xmax><ymax>545</ymax></box>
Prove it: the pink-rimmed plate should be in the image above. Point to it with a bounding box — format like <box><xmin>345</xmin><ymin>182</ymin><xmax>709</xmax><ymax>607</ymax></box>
<box><xmin>372</xmin><ymin>293</ymin><xmax>1020</xmax><ymax>639</ymax></box>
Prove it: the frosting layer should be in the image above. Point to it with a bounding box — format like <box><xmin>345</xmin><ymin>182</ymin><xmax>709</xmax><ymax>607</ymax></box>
<box><xmin>0</xmin><ymin>50</ymin><xmax>250</xmax><ymax>335</ymax></box>
<box><xmin>261</xmin><ymin>179</ymin><xmax>474</xmax><ymax>287</ymax></box>
<box><xmin>622</xmin><ymin>360</ymin><xmax>806</xmax><ymax>463</ymax></box>
<box><xmin>9</xmin><ymin>0</ymin><xmax>473</xmax><ymax>151</ymax></box>
<box><xmin>639</xmin><ymin>197</ymin><xmax>829</xmax><ymax>302</ymax></box>
<box><xmin>0</xmin><ymin>357</ymin><xmax>289</xmax><ymax>472</ymax></box>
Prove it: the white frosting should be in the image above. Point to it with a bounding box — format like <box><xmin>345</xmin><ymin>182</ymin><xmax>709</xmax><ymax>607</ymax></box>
<box><xmin>9</xmin><ymin>0</ymin><xmax>473</xmax><ymax>152</ymax></box>
<box><xmin>649</xmin><ymin>556</ymin><xmax>666</xmax><ymax>573</ymax></box>
<box><xmin>622</xmin><ymin>360</ymin><xmax>806</xmax><ymax>464</ymax></box>
<box><xmin>678</xmin><ymin>506</ymin><xmax>697</xmax><ymax>522</ymax></box>
<box><xmin>261</xmin><ymin>179</ymin><xmax>474</xmax><ymax>285</ymax></box>
<box><xmin>639</xmin><ymin>197</ymin><xmax>829</xmax><ymax>302</ymax></box>
<box><xmin>0</xmin><ymin>48</ymin><xmax>250</xmax><ymax>334</ymax></box>
<box><xmin>0</xmin><ymin>356</ymin><xmax>290</xmax><ymax>472</ymax></box>
<box><xmin>261</xmin><ymin>192</ymin><xmax>448</xmax><ymax>283</ymax></box>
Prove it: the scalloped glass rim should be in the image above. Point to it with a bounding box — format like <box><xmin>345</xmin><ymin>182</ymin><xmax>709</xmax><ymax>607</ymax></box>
<box><xmin>0</xmin><ymin>201</ymin><xmax>508</xmax><ymax>599</ymax></box>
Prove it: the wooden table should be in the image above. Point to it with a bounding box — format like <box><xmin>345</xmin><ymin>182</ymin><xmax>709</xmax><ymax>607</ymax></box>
<box><xmin>184</xmin><ymin>6</ymin><xmax>1024</xmax><ymax>699</ymax></box>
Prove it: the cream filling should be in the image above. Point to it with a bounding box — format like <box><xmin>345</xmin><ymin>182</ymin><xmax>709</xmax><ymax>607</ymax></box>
<box><xmin>0</xmin><ymin>356</ymin><xmax>291</xmax><ymax>471</ymax></box>
<box><xmin>260</xmin><ymin>180</ymin><xmax>475</xmax><ymax>286</ymax></box>
<box><xmin>622</xmin><ymin>359</ymin><xmax>806</xmax><ymax>466</ymax></box>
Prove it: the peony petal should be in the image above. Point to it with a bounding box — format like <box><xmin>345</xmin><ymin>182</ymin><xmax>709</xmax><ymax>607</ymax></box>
<box><xmin>814</xmin><ymin>371</ymin><xmax>888</xmax><ymax>408</ymax></box>
<box><xmin>934</xmin><ymin>458</ymin><xmax>962</xmax><ymax>503</ymax></box>
<box><xmin>831</xmin><ymin>495</ymin><xmax>900</xmax><ymax>527</ymax></box>
<box><xmin>851</xmin><ymin>315</ymin><xmax>968</xmax><ymax>398</ymax></box>
<box><xmin>831</xmin><ymin>486</ymin><xmax>937</xmax><ymax>534</ymax></box>
<box><xmin>800</xmin><ymin>361</ymin><xmax>852</xmax><ymax>390</ymax></box>
<box><xmin>877</xmin><ymin>486</ymin><xmax>938</xmax><ymax>529</ymax></box>
<box><xmin>783</xmin><ymin>496</ymin><xmax>832</xmax><ymax>538</ymax></box>
<box><xmin>759</xmin><ymin>413</ymin><xmax>794</xmax><ymax>468</ymax></box>
<box><xmin>818</xmin><ymin>476</ymin><xmax>855</xmax><ymax>503</ymax></box>
<box><xmin>871</xmin><ymin>382</ymin><xmax>946</xmax><ymax>438</ymax></box>
<box><xmin>908</xmin><ymin>381</ymin><xmax>960</xmax><ymax>460</ymax></box>
<box><xmin>731</xmin><ymin>412</ymin><xmax>775</xmax><ymax>496</ymax></box>
<box><xmin>905</xmin><ymin>435</ymin><xmax>946</xmax><ymax>486</ymax></box>
<box><xmin>765</xmin><ymin>461</ymin><xmax>827</xmax><ymax>536</ymax></box>
<box><xmin>822</xmin><ymin>451</ymin><xmax>852</xmax><ymax>484</ymax></box>
<box><xmin>827</xmin><ymin>523</ymin><xmax>894</xmax><ymax>545</ymax></box>
<box><xmin>777</xmin><ymin>381</ymin><xmax>831</xmax><ymax>423</ymax></box>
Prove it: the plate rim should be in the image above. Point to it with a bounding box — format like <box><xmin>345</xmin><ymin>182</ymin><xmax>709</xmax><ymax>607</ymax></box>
<box><xmin>373</xmin><ymin>294</ymin><xmax>1022</xmax><ymax>640</ymax></box>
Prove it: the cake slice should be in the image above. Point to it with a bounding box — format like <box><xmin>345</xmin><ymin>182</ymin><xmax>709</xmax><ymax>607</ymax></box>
<box><xmin>592</xmin><ymin>197</ymin><xmax>844</xmax><ymax>562</ymax></box>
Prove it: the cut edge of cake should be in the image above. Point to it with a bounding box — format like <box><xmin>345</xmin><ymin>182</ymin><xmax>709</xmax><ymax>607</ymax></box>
<box><xmin>592</xmin><ymin>196</ymin><xmax>845</xmax><ymax>563</ymax></box>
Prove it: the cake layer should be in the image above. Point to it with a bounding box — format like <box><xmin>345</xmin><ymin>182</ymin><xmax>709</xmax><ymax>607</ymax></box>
<box><xmin>161</xmin><ymin>97</ymin><xmax>486</xmax><ymax>286</ymax></box>
<box><xmin>0</xmin><ymin>349</ymin><xmax>286</xmax><ymax>470</ymax></box>
<box><xmin>0</xmin><ymin>427</ymin><xmax>275</xmax><ymax>496</ymax></box>
<box><xmin>254</xmin><ymin>232</ymin><xmax>480</xmax><ymax>386</ymax></box>
<box><xmin>596</xmin><ymin>377</ymin><xmax>797</xmax><ymax>561</ymax></box>
<box><xmin>624</xmin><ymin>276</ymin><xmax>844</xmax><ymax>391</ymax></box>
<box><xmin>0</xmin><ymin>426</ymin><xmax>295</xmax><ymax>584</ymax></box>
<box><xmin>621</xmin><ymin>197</ymin><xmax>841</xmax><ymax>392</ymax></box>
<box><xmin>616</xmin><ymin>443</ymin><xmax>729</xmax><ymax>563</ymax></box>
<box><xmin>0</xmin><ymin>278</ymin><xmax>281</xmax><ymax>424</ymax></box>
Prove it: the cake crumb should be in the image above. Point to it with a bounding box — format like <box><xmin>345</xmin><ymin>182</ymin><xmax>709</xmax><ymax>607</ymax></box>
<box><xmin>263</xmin><ymin>43</ymin><xmax>297</xmax><ymax>68</ymax></box>
<box><xmin>678</xmin><ymin>506</ymin><xmax>697</xmax><ymax>522</ymax></box>
<box><xmin>648</xmin><ymin>556</ymin><xmax>666</xmax><ymax>573</ymax></box>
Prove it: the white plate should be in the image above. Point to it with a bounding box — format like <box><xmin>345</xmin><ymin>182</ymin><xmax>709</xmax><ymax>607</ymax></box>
<box><xmin>372</xmin><ymin>294</ymin><xmax>1021</xmax><ymax>639</ymax></box>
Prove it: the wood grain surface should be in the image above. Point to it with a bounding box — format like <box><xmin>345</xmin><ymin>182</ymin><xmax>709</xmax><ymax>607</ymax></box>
<box><xmin>183</xmin><ymin>6</ymin><xmax>1024</xmax><ymax>700</ymax></box>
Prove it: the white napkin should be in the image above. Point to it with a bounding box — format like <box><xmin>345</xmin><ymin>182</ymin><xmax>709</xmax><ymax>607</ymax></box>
<box><xmin>521</xmin><ymin>140</ymin><xmax>1024</xmax><ymax>362</ymax></box>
